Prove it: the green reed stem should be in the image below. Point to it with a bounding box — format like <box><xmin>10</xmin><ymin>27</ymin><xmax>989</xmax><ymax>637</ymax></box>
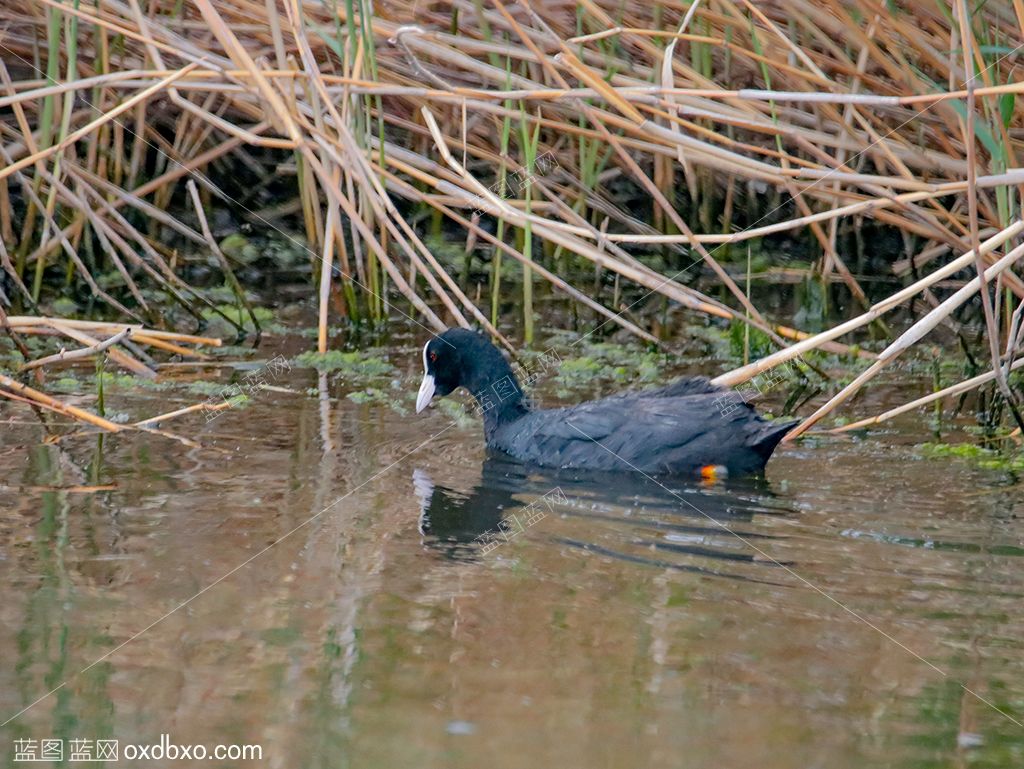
<box><xmin>518</xmin><ymin>104</ymin><xmax>541</xmax><ymax>345</ymax></box>
<box><xmin>490</xmin><ymin>59</ymin><xmax>514</xmax><ymax>326</ymax></box>
<box><xmin>33</xmin><ymin>3</ymin><xmax>78</xmax><ymax>301</ymax></box>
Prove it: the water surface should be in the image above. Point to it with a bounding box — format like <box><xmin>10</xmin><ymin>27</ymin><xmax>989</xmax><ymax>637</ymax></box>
<box><xmin>1</xmin><ymin>334</ymin><xmax>1023</xmax><ymax>769</ymax></box>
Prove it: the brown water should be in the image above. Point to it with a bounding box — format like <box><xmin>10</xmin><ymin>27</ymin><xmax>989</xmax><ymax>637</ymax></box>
<box><xmin>2</xmin><ymin>334</ymin><xmax>1024</xmax><ymax>769</ymax></box>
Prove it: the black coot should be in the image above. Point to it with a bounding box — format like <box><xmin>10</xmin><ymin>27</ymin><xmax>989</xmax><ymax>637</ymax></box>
<box><xmin>415</xmin><ymin>328</ymin><xmax>796</xmax><ymax>477</ymax></box>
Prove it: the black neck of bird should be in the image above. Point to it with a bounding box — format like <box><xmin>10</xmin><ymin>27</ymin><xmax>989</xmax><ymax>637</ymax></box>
<box><xmin>464</xmin><ymin>354</ymin><xmax>529</xmax><ymax>440</ymax></box>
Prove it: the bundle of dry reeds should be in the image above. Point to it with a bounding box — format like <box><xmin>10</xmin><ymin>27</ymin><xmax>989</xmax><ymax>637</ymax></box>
<box><xmin>2</xmin><ymin>0</ymin><xmax>1024</xmax><ymax>434</ymax></box>
<box><xmin>0</xmin><ymin>313</ymin><xmax>221</xmax><ymax>438</ymax></box>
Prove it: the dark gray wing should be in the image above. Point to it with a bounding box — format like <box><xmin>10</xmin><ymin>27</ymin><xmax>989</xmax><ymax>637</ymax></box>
<box><xmin>493</xmin><ymin>390</ymin><xmax>766</xmax><ymax>473</ymax></box>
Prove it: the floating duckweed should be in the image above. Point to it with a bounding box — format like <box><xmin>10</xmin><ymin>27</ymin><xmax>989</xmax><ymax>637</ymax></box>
<box><xmin>297</xmin><ymin>326</ymin><xmax>345</xmax><ymax>340</ymax></box>
<box><xmin>50</xmin><ymin>297</ymin><xmax>79</xmax><ymax>316</ymax></box>
<box><xmin>919</xmin><ymin>442</ymin><xmax>994</xmax><ymax>460</ymax></box>
<box><xmin>204</xmin><ymin>284</ymin><xmax>251</xmax><ymax>304</ymax></box>
<box><xmin>98</xmin><ymin>372</ymin><xmax>168</xmax><ymax>390</ymax></box>
<box><xmin>977</xmin><ymin>455</ymin><xmax>1024</xmax><ymax>472</ymax></box>
<box><xmin>203</xmin><ymin>304</ymin><xmax>275</xmax><ymax>327</ymax></box>
<box><xmin>227</xmin><ymin>393</ymin><xmax>250</xmax><ymax>409</ymax></box>
<box><xmin>437</xmin><ymin>398</ymin><xmax>478</xmax><ymax>428</ymax></box>
<box><xmin>919</xmin><ymin>441</ymin><xmax>1024</xmax><ymax>471</ymax></box>
<box><xmin>52</xmin><ymin>377</ymin><xmax>83</xmax><ymax>393</ymax></box>
<box><xmin>215</xmin><ymin>345</ymin><xmax>260</xmax><ymax>357</ymax></box>
<box><xmin>219</xmin><ymin>233</ymin><xmax>260</xmax><ymax>264</ymax></box>
<box><xmin>184</xmin><ymin>380</ymin><xmax>233</xmax><ymax>396</ymax></box>
<box><xmin>346</xmin><ymin>387</ymin><xmax>409</xmax><ymax>415</ymax></box>
<box><xmin>553</xmin><ymin>340</ymin><xmax>670</xmax><ymax>392</ymax></box>
<box><xmin>294</xmin><ymin>350</ymin><xmax>394</xmax><ymax>378</ymax></box>
<box><xmin>556</xmin><ymin>356</ymin><xmax>603</xmax><ymax>385</ymax></box>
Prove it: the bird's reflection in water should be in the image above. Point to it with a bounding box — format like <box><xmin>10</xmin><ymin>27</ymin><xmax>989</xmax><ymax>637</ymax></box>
<box><xmin>415</xmin><ymin>456</ymin><xmax>795</xmax><ymax>582</ymax></box>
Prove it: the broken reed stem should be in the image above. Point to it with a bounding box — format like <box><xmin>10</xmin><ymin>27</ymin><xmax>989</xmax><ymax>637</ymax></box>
<box><xmin>714</xmin><ymin>220</ymin><xmax>1024</xmax><ymax>388</ymax></box>
<box><xmin>831</xmin><ymin>354</ymin><xmax>1024</xmax><ymax>434</ymax></box>
<box><xmin>20</xmin><ymin>326</ymin><xmax>134</xmax><ymax>371</ymax></box>
<box><xmin>0</xmin><ymin>372</ymin><xmax>124</xmax><ymax>432</ymax></box>
<box><xmin>0</xmin><ymin>315</ymin><xmax>226</xmax><ymax>437</ymax></box>
<box><xmin>785</xmin><ymin>237</ymin><xmax>1024</xmax><ymax>440</ymax></box>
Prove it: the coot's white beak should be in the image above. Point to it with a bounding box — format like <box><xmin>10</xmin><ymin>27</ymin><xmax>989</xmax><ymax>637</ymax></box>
<box><xmin>416</xmin><ymin>373</ymin><xmax>435</xmax><ymax>413</ymax></box>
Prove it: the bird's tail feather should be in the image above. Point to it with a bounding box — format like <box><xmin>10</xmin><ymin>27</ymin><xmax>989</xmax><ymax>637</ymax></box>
<box><xmin>752</xmin><ymin>418</ymin><xmax>799</xmax><ymax>458</ymax></box>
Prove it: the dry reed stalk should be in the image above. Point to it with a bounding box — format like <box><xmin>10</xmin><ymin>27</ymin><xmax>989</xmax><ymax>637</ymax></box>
<box><xmin>0</xmin><ymin>314</ymin><xmax>225</xmax><ymax>438</ymax></box>
<box><xmin>4</xmin><ymin>316</ymin><xmax>221</xmax><ymax>346</ymax></box>
<box><xmin>0</xmin><ymin>372</ymin><xmax>124</xmax><ymax>432</ymax></box>
<box><xmin>830</xmin><ymin>354</ymin><xmax>1024</xmax><ymax>434</ymax></box>
<box><xmin>19</xmin><ymin>326</ymin><xmax>134</xmax><ymax>372</ymax></box>
<box><xmin>785</xmin><ymin>237</ymin><xmax>1024</xmax><ymax>440</ymax></box>
<box><xmin>2</xmin><ymin>0</ymin><xmax>1024</xmax><ymax>432</ymax></box>
<box><xmin>714</xmin><ymin>221</ymin><xmax>1024</xmax><ymax>388</ymax></box>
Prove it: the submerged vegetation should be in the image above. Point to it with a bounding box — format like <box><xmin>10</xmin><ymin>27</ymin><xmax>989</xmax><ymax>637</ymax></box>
<box><xmin>2</xmin><ymin>0</ymin><xmax>1024</xmax><ymax>444</ymax></box>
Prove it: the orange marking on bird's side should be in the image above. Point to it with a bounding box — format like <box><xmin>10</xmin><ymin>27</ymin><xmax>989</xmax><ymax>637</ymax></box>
<box><xmin>700</xmin><ymin>465</ymin><xmax>718</xmax><ymax>481</ymax></box>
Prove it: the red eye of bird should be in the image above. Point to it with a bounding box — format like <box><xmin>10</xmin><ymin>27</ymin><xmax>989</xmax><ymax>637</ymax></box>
<box><xmin>429</xmin><ymin>351</ymin><xmax>437</xmax><ymax>362</ymax></box>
